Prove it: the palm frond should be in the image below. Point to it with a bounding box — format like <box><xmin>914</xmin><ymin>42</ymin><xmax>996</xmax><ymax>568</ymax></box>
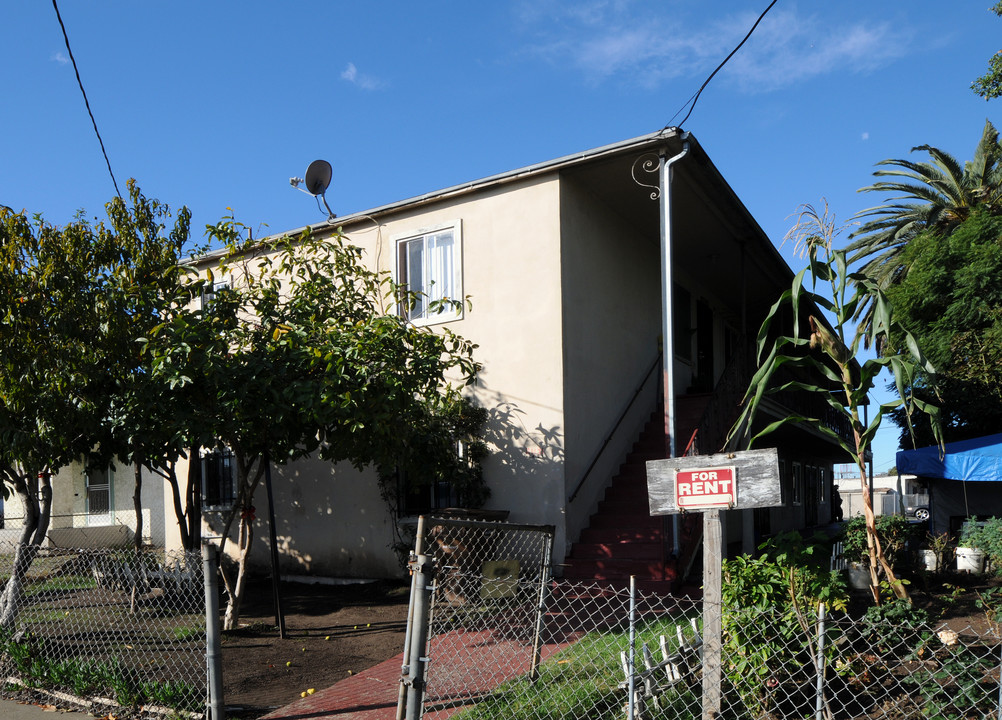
<box><xmin>847</xmin><ymin>124</ymin><xmax>1002</xmax><ymax>349</ymax></box>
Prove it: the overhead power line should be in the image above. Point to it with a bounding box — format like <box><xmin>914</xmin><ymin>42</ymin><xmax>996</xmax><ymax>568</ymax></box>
<box><xmin>51</xmin><ymin>0</ymin><xmax>121</xmax><ymax>199</ymax></box>
<box><xmin>664</xmin><ymin>0</ymin><xmax>780</xmax><ymax>131</ymax></box>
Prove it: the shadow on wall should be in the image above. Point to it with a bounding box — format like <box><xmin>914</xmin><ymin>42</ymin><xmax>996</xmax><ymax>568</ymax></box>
<box><xmin>484</xmin><ymin>397</ymin><xmax>564</xmax><ymax>469</ymax></box>
<box><xmin>477</xmin><ymin>387</ymin><xmax>566</xmax><ymax>545</ymax></box>
<box><xmin>202</xmin><ymin>458</ymin><xmax>386</xmax><ymax>578</ymax></box>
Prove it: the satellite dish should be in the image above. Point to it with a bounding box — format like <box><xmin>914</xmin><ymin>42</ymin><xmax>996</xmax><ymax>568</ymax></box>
<box><xmin>304</xmin><ymin>160</ymin><xmax>332</xmax><ymax>196</ymax></box>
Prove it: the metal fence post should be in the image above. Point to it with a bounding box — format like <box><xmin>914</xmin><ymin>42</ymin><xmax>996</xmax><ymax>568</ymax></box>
<box><xmin>404</xmin><ymin>552</ymin><xmax>434</xmax><ymax>720</ymax></box>
<box><xmin>397</xmin><ymin>516</ymin><xmax>426</xmax><ymax>720</ymax></box>
<box><xmin>815</xmin><ymin>602</ymin><xmax>827</xmax><ymax>720</ymax></box>
<box><xmin>529</xmin><ymin>530</ymin><xmax>554</xmax><ymax>682</ymax></box>
<box><xmin>997</xmin><ymin>624</ymin><xmax>1002</xmax><ymax>720</ymax></box>
<box><xmin>628</xmin><ymin>575</ymin><xmax>637</xmax><ymax>720</ymax></box>
<box><xmin>203</xmin><ymin>542</ymin><xmax>225</xmax><ymax>720</ymax></box>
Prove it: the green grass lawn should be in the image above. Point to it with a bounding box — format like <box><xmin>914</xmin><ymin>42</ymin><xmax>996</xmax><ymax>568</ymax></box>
<box><xmin>451</xmin><ymin>615</ymin><xmax>700</xmax><ymax>720</ymax></box>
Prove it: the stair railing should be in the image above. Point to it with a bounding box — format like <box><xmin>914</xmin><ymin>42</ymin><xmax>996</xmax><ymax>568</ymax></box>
<box><xmin>568</xmin><ymin>352</ymin><xmax>662</xmax><ymax>504</ymax></box>
<box><xmin>686</xmin><ymin>344</ymin><xmax>753</xmax><ymax>456</ymax></box>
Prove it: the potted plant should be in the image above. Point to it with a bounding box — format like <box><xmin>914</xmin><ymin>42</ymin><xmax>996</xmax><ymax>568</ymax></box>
<box><xmin>841</xmin><ymin>516</ymin><xmax>875</xmax><ymax>589</ymax></box>
<box><xmin>921</xmin><ymin>531</ymin><xmax>952</xmax><ymax>572</ymax></box>
<box><xmin>958</xmin><ymin>520</ymin><xmax>989</xmax><ymax>574</ymax></box>
<box><xmin>958</xmin><ymin>517</ymin><xmax>1002</xmax><ymax>574</ymax></box>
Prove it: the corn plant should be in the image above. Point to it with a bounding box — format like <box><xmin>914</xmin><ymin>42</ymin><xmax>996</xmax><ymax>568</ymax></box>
<box><xmin>727</xmin><ymin>201</ymin><xmax>942</xmax><ymax>604</ymax></box>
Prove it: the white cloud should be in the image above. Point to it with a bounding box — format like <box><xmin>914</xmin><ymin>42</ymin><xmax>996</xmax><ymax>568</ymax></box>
<box><xmin>51</xmin><ymin>51</ymin><xmax>69</xmax><ymax>65</ymax></box>
<box><xmin>862</xmin><ymin>132</ymin><xmax>870</xmax><ymax>141</ymax></box>
<box><xmin>719</xmin><ymin>9</ymin><xmax>908</xmax><ymax>93</ymax></box>
<box><xmin>340</xmin><ymin>62</ymin><xmax>383</xmax><ymax>91</ymax></box>
<box><xmin>515</xmin><ymin>2</ymin><xmax>912</xmax><ymax>93</ymax></box>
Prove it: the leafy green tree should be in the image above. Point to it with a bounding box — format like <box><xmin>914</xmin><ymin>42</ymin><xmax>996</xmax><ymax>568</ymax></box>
<box><xmin>149</xmin><ymin>219</ymin><xmax>482</xmax><ymax>629</ymax></box>
<box><xmin>972</xmin><ymin>2</ymin><xmax>1002</xmax><ymax>99</ymax></box>
<box><xmin>728</xmin><ymin>201</ymin><xmax>941</xmax><ymax>604</ymax></box>
<box><xmin>884</xmin><ymin>210</ymin><xmax>1002</xmax><ymax>444</ymax></box>
<box><xmin>96</xmin><ymin>182</ymin><xmax>207</xmax><ymax>554</ymax></box>
<box><xmin>0</xmin><ymin>187</ymin><xmax>196</xmax><ymax>626</ymax></box>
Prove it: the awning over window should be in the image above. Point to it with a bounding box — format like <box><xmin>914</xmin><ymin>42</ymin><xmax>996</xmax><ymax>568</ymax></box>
<box><xmin>896</xmin><ymin>433</ymin><xmax>1002</xmax><ymax>482</ymax></box>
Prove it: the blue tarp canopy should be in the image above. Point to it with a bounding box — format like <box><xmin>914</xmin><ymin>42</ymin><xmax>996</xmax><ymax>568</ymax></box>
<box><xmin>896</xmin><ymin>433</ymin><xmax>1002</xmax><ymax>482</ymax></box>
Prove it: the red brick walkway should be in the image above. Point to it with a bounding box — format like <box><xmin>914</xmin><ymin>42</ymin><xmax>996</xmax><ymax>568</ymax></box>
<box><xmin>260</xmin><ymin>629</ymin><xmax>581</xmax><ymax>720</ymax></box>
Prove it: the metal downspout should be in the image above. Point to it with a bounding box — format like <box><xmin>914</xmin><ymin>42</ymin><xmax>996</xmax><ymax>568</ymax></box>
<box><xmin>659</xmin><ymin>135</ymin><xmax>690</xmax><ymax>560</ymax></box>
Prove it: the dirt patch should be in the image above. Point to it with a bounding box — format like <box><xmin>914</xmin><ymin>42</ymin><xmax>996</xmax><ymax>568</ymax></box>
<box><xmin>222</xmin><ymin>577</ymin><xmax>410</xmax><ymax>719</ymax></box>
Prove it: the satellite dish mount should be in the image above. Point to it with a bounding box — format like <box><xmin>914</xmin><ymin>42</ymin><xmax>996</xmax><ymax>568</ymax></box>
<box><xmin>290</xmin><ymin>159</ymin><xmax>336</xmax><ymax>222</ymax></box>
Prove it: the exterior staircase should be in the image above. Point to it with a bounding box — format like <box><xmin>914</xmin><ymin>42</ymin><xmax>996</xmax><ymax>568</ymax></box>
<box><xmin>563</xmin><ymin>396</ymin><xmax>712</xmax><ymax>593</ymax></box>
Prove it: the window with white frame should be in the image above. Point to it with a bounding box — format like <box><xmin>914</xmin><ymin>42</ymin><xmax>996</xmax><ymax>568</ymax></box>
<box><xmin>395</xmin><ymin>222</ymin><xmax>462</xmax><ymax>325</ymax></box>
<box><xmin>792</xmin><ymin>462</ymin><xmax>803</xmax><ymax>506</ymax></box>
<box><xmin>201</xmin><ymin>279</ymin><xmax>230</xmax><ymax>312</ymax></box>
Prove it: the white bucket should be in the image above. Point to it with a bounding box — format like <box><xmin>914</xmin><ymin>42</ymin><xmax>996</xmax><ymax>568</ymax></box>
<box><xmin>846</xmin><ymin>562</ymin><xmax>873</xmax><ymax>590</ymax></box>
<box><xmin>956</xmin><ymin>547</ymin><xmax>985</xmax><ymax>574</ymax></box>
<box><xmin>919</xmin><ymin>549</ymin><xmax>938</xmax><ymax>572</ymax></box>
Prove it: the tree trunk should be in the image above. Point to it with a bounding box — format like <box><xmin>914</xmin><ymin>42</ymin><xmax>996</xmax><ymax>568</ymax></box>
<box><xmin>129</xmin><ymin>462</ymin><xmax>146</xmax><ymax>613</ymax></box>
<box><xmin>218</xmin><ymin>451</ymin><xmax>264</xmax><ymax>631</ymax></box>
<box><xmin>187</xmin><ymin>447</ymin><xmax>202</xmax><ymax>552</ymax></box>
<box><xmin>33</xmin><ymin>472</ymin><xmax>51</xmax><ymax>545</ymax></box>
<box><xmin>856</xmin><ymin>458</ymin><xmax>908</xmax><ymax>602</ymax></box>
<box><xmin>165</xmin><ymin>462</ymin><xmax>191</xmax><ymax>552</ymax></box>
<box><xmin>0</xmin><ymin>470</ymin><xmax>46</xmax><ymax>630</ymax></box>
<box><xmin>133</xmin><ymin>461</ymin><xmax>144</xmax><ymax>552</ymax></box>
<box><xmin>223</xmin><ymin>511</ymin><xmax>254</xmax><ymax>630</ymax></box>
<box><xmin>842</xmin><ymin>366</ymin><xmax>908</xmax><ymax>604</ymax></box>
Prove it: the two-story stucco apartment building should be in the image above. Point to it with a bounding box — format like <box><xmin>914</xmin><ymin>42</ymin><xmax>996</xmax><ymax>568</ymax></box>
<box><xmin>25</xmin><ymin>129</ymin><xmax>851</xmax><ymax>589</ymax></box>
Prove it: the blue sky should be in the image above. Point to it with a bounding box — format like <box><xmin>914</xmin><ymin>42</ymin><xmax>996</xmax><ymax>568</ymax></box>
<box><xmin>3</xmin><ymin>1</ymin><xmax>1000</xmax><ymax>472</ymax></box>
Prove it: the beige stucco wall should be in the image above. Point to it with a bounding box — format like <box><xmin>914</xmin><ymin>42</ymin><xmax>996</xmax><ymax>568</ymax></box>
<box><xmin>167</xmin><ymin>175</ymin><xmax>572</xmax><ymax>578</ymax></box>
<box><xmin>353</xmin><ymin>176</ymin><xmax>568</xmax><ymax>562</ymax></box>
<box><xmin>557</xmin><ymin>176</ymin><xmax>663</xmax><ymax>550</ymax></box>
<box><xmin>57</xmin><ymin>461</ymin><xmax>166</xmax><ymax>547</ymax></box>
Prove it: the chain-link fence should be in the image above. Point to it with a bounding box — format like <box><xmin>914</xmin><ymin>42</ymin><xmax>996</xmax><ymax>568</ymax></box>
<box><xmin>0</xmin><ymin>543</ymin><xmax>206</xmax><ymax>715</ymax></box>
<box><xmin>401</xmin><ymin>524</ymin><xmax>1002</xmax><ymax>720</ymax></box>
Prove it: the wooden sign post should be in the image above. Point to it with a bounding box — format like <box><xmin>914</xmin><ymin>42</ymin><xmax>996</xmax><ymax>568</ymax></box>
<box><xmin>646</xmin><ymin>448</ymin><xmax>781</xmax><ymax>720</ymax></box>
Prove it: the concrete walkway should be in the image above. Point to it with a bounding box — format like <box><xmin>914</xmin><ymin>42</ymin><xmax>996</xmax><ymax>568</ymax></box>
<box><xmin>0</xmin><ymin>698</ymin><xmax>96</xmax><ymax>719</ymax></box>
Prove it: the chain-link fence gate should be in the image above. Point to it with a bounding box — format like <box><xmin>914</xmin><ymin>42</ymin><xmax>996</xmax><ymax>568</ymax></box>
<box><xmin>399</xmin><ymin>516</ymin><xmax>557</xmax><ymax>719</ymax></box>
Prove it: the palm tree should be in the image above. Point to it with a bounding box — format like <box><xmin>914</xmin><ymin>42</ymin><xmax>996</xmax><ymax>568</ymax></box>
<box><xmin>846</xmin><ymin>119</ymin><xmax>1002</xmax><ymax>335</ymax></box>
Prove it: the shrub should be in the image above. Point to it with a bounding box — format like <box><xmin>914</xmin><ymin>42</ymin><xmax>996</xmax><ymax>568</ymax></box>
<box><xmin>841</xmin><ymin>514</ymin><xmax>919</xmax><ymax>574</ymax></box>
<box><xmin>721</xmin><ymin>532</ymin><xmax>848</xmax><ymax>716</ymax></box>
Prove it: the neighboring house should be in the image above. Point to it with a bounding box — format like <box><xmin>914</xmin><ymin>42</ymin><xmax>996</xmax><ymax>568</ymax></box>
<box><xmin>22</xmin><ymin>130</ymin><xmax>853</xmax><ymax>588</ymax></box>
<box><xmin>834</xmin><ymin>467</ymin><xmax>922</xmax><ymax>519</ymax></box>
<box><xmin>897</xmin><ymin>433</ymin><xmax>1002</xmax><ymax>535</ymax></box>
<box><xmin>0</xmin><ymin>460</ymin><xmax>166</xmax><ymax>551</ymax></box>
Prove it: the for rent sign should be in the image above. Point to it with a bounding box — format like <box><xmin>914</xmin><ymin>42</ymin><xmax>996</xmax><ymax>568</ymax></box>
<box><xmin>674</xmin><ymin>466</ymin><xmax>737</xmax><ymax>509</ymax></box>
<box><xmin>647</xmin><ymin>448</ymin><xmax>780</xmax><ymax>515</ymax></box>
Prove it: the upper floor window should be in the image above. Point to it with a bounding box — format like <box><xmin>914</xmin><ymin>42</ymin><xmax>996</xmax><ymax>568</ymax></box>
<box><xmin>395</xmin><ymin>222</ymin><xmax>463</xmax><ymax>325</ymax></box>
<box><xmin>201</xmin><ymin>279</ymin><xmax>231</xmax><ymax>313</ymax></box>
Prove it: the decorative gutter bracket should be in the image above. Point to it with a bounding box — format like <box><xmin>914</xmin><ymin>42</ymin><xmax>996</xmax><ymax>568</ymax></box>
<box><xmin>631</xmin><ymin>153</ymin><xmax>662</xmax><ymax>201</ymax></box>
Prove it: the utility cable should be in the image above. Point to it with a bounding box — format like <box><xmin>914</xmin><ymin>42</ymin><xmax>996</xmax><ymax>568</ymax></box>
<box><xmin>664</xmin><ymin>0</ymin><xmax>779</xmax><ymax>131</ymax></box>
<box><xmin>52</xmin><ymin>0</ymin><xmax>121</xmax><ymax>199</ymax></box>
